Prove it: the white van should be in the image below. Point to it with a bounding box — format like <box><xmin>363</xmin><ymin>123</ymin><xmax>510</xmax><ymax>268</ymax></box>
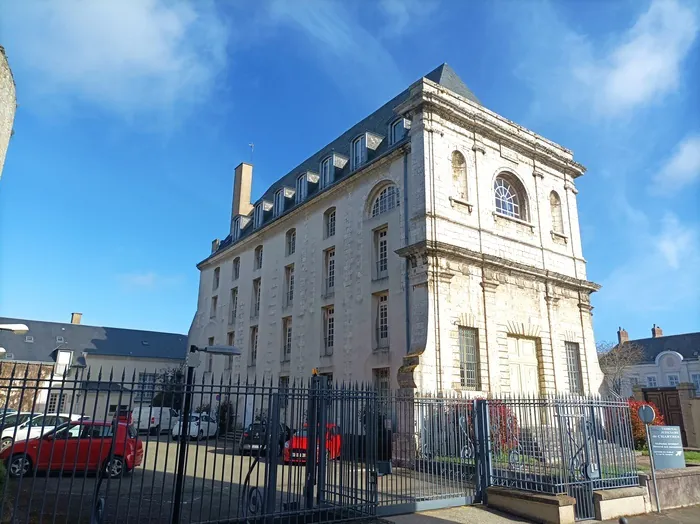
<box><xmin>132</xmin><ymin>405</ymin><xmax>179</xmax><ymax>435</ymax></box>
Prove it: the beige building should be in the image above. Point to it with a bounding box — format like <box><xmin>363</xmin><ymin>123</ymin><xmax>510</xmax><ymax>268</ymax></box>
<box><xmin>189</xmin><ymin>64</ymin><xmax>602</xmax><ymax>394</ymax></box>
<box><xmin>0</xmin><ymin>45</ymin><xmax>17</xmax><ymax>181</ymax></box>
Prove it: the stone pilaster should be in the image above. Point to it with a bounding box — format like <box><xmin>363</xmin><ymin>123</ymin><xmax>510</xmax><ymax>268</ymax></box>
<box><xmin>480</xmin><ymin>273</ymin><xmax>501</xmax><ymax>393</ymax></box>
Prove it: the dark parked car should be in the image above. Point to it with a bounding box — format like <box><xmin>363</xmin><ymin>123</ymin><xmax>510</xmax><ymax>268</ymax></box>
<box><xmin>239</xmin><ymin>422</ymin><xmax>291</xmax><ymax>455</ymax></box>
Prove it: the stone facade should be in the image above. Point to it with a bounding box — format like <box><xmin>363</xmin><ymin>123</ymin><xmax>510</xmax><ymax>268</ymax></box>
<box><xmin>0</xmin><ymin>46</ymin><xmax>17</xmax><ymax>181</ymax></box>
<box><xmin>190</xmin><ymin>69</ymin><xmax>602</xmax><ymax>394</ymax></box>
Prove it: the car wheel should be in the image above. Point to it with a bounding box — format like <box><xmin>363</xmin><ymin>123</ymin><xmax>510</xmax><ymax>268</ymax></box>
<box><xmin>105</xmin><ymin>456</ymin><xmax>125</xmax><ymax>478</ymax></box>
<box><xmin>198</xmin><ymin>430</ymin><xmax>204</xmax><ymax>441</ymax></box>
<box><xmin>150</xmin><ymin>425</ymin><xmax>160</xmax><ymax>436</ymax></box>
<box><xmin>8</xmin><ymin>454</ymin><xmax>31</xmax><ymax>478</ymax></box>
<box><xmin>1</xmin><ymin>437</ymin><xmax>13</xmax><ymax>451</ymax></box>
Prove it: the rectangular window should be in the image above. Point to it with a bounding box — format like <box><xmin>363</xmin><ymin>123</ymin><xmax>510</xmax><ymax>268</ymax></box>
<box><xmin>667</xmin><ymin>374</ymin><xmax>680</xmax><ymax>387</ymax></box>
<box><xmin>254</xmin><ymin>203</ymin><xmax>264</xmax><ymax>228</ymax></box>
<box><xmin>320</xmin><ymin>157</ymin><xmax>332</xmax><ymax>188</ymax></box>
<box><xmin>285</xmin><ymin>265</ymin><xmax>294</xmax><ymax>306</ymax></box>
<box><xmin>352</xmin><ymin>135</ymin><xmax>366</xmax><ymax>169</ymax></box>
<box><xmin>55</xmin><ymin>350</ymin><xmax>72</xmax><ymax>376</ymax></box>
<box><xmin>254</xmin><ymin>246</ymin><xmax>263</xmax><ymax>269</ymax></box>
<box><xmin>56</xmin><ymin>336</ymin><xmax>65</xmax><ymax>344</ymax></box>
<box><xmin>646</xmin><ymin>375</ymin><xmax>658</xmax><ymax>387</ymax></box>
<box><xmin>206</xmin><ymin>353</ymin><xmax>213</xmax><ymax>373</ymax></box>
<box><xmin>376</xmin><ymin>294</ymin><xmax>389</xmax><ymax>348</ymax></box>
<box><xmin>324</xmin><ymin>307</ymin><xmax>334</xmax><ymax>355</ymax></box>
<box><xmin>213</xmin><ymin>267</ymin><xmax>220</xmax><ymax>290</ymax></box>
<box><xmin>325</xmin><ymin>209</ymin><xmax>336</xmax><ymax>238</ymax></box>
<box><xmin>137</xmin><ymin>373</ymin><xmax>157</xmax><ymax>402</ymax></box>
<box><xmin>459</xmin><ymin>327</ymin><xmax>480</xmax><ymax>390</ymax></box>
<box><xmin>375</xmin><ymin>228</ymin><xmax>388</xmax><ymax>279</ymax></box>
<box><xmin>373</xmin><ymin>368</ymin><xmax>390</xmax><ymax>397</ymax></box>
<box><xmin>232</xmin><ymin>217</ymin><xmax>241</xmax><ymax>241</ymax></box>
<box><xmin>325</xmin><ymin>248</ymin><xmax>335</xmax><ymax>294</ymax></box>
<box><xmin>282</xmin><ymin>317</ymin><xmax>292</xmax><ymax>360</ymax></box>
<box><xmin>227</xmin><ymin>331</ymin><xmax>234</xmax><ymax>346</ymax></box>
<box><xmin>210</xmin><ymin>296</ymin><xmax>218</xmax><ymax>318</ymax></box>
<box><xmin>208</xmin><ymin>336</ymin><xmax>215</xmax><ymax>346</ymax></box>
<box><xmin>565</xmin><ymin>341</ymin><xmax>584</xmax><ymax>394</ymax></box>
<box><xmin>225</xmin><ymin>352</ymin><xmax>234</xmax><ymax>371</ymax></box>
<box><xmin>229</xmin><ymin>287</ymin><xmax>238</xmax><ymax>324</ymax></box>
<box><xmin>250</xmin><ymin>326</ymin><xmax>258</xmax><ymax>366</ymax></box>
<box><xmin>390</xmin><ymin>119</ymin><xmax>408</xmax><ymax>144</ymax></box>
<box><xmin>274</xmin><ymin>189</ymin><xmax>285</xmax><ymax>216</ymax></box>
<box><xmin>296</xmin><ymin>174</ymin><xmax>307</xmax><ymax>203</ymax></box>
<box><xmin>286</xmin><ymin>230</ymin><xmax>296</xmax><ymax>255</ymax></box>
<box><xmin>233</xmin><ymin>258</ymin><xmax>240</xmax><ymax>280</ymax></box>
<box><xmin>252</xmin><ymin>278</ymin><xmax>261</xmax><ymax>318</ymax></box>
<box><xmin>692</xmin><ymin>373</ymin><xmax>700</xmax><ymax>396</ymax></box>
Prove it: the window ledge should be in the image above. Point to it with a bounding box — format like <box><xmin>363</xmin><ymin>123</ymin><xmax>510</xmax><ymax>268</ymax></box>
<box><xmin>449</xmin><ymin>197</ymin><xmax>473</xmax><ymax>213</ymax></box>
<box><xmin>492</xmin><ymin>212</ymin><xmax>535</xmax><ymax>232</ymax></box>
<box><xmin>550</xmin><ymin>230</ymin><xmax>568</xmax><ymax>243</ymax></box>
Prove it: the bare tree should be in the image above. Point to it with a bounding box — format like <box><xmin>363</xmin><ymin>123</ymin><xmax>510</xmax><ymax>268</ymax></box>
<box><xmin>597</xmin><ymin>341</ymin><xmax>644</xmax><ymax>397</ymax></box>
<box><xmin>0</xmin><ymin>362</ymin><xmax>54</xmax><ymax>412</ymax></box>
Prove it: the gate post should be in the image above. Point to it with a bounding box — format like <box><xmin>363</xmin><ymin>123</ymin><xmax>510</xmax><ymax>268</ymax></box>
<box><xmin>264</xmin><ymin>392</ymin><xmax>281</xmax><ymax>519</ymax></box>
<box><xmin>474</xmin><ymin>399</ymin><xmax>492</xmax><ymax>504</ymax></box>
<box><xmin>304</xmin><ymin>375</ymin><xmax>320</xmax><ymax>510</ymax></box>
<box><xmin>316</xmin><ymin>377</ymin><xmax>329</xmax><ymax>506</ymax></box>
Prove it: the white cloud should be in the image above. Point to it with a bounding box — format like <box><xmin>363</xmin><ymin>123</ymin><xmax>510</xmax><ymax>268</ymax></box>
<box><xmin>510</xmin><ymin>0</ymin><xmax>698</xmax><ymax>119</ymax></box>
<box><xmin>650</xmin><ymin>133</ymin><xmax>700</xmax><ymax>194</ymax></box>
<box><xmin>378</xmin><ymin>0</ymin><xmax>438</xmax><ymax>38</ymax></box>
<box><xmin>265</xmin><ymin>0</ymin><xmax>404</xmax><ymax>97</ymax></box>
<box><xmin>117</xmin><ymin>272</ymin><xmax>182</xmax><ymax>291</ymax></box>
<box><xmin>0</xmin><ymin>0</ymin><xmax>229</xmax><ymax>118</ymax></box>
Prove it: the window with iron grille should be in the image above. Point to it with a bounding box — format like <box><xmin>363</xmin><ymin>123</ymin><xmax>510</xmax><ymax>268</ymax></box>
<box><xmin>252</xmin><ymin>279</ymin><xmax>261</xmax><ymax>318</ymax></box>
<box><xmin>458</xmin><ymin>327</ymin><xmax>480</xmax><ymax>389</ymax></box>
<box><xmin>213</xmin><ymin>267</ymin><xmax>220</xmax><ymax>290</ymax></box>
<box><xmin>282</xmin><ymin>317</ymin><xmax>292</xmax><ymax>360</ymax></box>
<box><xmin>229</xmin><ymin>287</ymin><xmax>238</xmax><ymax>324</ymax></box>
<box><xmin>47</xmin><ymin>392</ymin><xmax>65</xmax><ymax>413</ymax></box>
<box><xmin>250</xmin><ymin>326</ymin><xmax>258</xmax><ymax>366</ymax></box>
<box><xmin>376</xmin><ymin>294</ymin><xmax>389</xmax><ymax>348</ymax></box>
<box><xmin>286</xmin><ymin>229</ymin><xmax>296</xmax><ymax>256</ymax></box>
<box><xmin>375</xmin><ymin>228</ymin><xmax>388</xmax><ymax>279</ymax></box>
<box><xmin>325</xmin><ymin>248</ymin><xmax>335</xmax><ymax>293</ymax></box>
<box><xmin>565</xmin><ymin>341</ymin><xmax>584</xmax><ymax>394</ymax></box>
<box><xmin>233</xmin><ymin>258</ymin><xmax>240</xmax><ymax>280</ymax></box>
<box><xmin>324</xmin><ymin>307</ymin><xmax>334</xmax><ymax>355</ymax></box>
<box><xmin>324</xmin><ymin>208</ymin><xmax>336</xmax><ymax>238</ymax></box>
<box><xmin>285</xmin><ymin>265</ymin><xmax>294</xmax><ymax>306</ymax></box>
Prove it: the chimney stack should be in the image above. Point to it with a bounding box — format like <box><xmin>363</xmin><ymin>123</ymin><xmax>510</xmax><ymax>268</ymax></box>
<box><xmin>617</xmin><ymin>327</ymin><xmax>628</xmax><ymax>345</ymax></box>
<box><xmin>70</xmin><ymin>313</ymin><xmax>82</xmax><ymax>325</ymax></box>
<box><xmin>231</xmin><ymin>163</ymin><xmax>253</xmax><ymax>232</ymax></box>
<box><xmin>652</xmin><ymin>324</ymin><xmax>663</xmax><ymax>338</ymax></box>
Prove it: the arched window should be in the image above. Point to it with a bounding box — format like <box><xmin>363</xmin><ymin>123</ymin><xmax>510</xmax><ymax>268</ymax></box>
<box><xmin>324</xmin><ymin>207</ymin><xmax>336</xmax><ymax>238</ymax></box>
<box><xmin>254</xmin><ymin>245</ymin><xmax>263</xmax><ymax>270</ymax></box>
<box><xmin>285</xmin><ymin>229</ymin><xmax>296</xmax><ymax>256</ymax></box>
<box><xmin>550</xmin><ymin>191</ymin><xmax>564</xmax><ymax>234</ymax></box>
<box><xmin>452</xmin><ymin>151</ymin><xmax>467</xmax><ymax>200</ymax></box>
<box><xmin>494</xmin><ymin>173</ymin><xmax>527</xmax><ymax>220</ymax></box>
<box><xmin>371</xmin><ymin>185</ymin><xmax>400</xmax><ymax>218</ymax></box>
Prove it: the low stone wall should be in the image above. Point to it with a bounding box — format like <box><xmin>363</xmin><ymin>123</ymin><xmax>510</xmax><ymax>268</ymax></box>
<box><xmin>486</xmin><ymin>486</ymin><xmax>575</xmax><ymax>524</ymax></box>
<box><xmin>639</xmin><ymin>466</ymin><xmax>700</xmax><ymax>511</ymax></box>
<box><xmin>593</xmin><ymin>487</ymin><xmax>647</xmax><ymax>521</ymax></box>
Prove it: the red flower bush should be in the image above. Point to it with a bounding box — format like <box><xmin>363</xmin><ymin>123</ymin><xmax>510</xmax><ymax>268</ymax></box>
<box><xmin>628</xmin><ymin>399</ymin><xmax>664</xmax><ymax>450</ymax></box>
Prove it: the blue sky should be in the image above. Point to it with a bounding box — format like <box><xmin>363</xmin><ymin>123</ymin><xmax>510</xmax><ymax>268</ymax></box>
<box><xmin>0</xmin><ymin>0</ymin><xmax>698</xmax><ymax>345</ymax></box>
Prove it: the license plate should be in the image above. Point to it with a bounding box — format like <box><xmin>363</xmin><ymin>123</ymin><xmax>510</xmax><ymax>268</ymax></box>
<box><xmin>293</xmin><ymin>453</ymin><xmax>305</xmax><ymax>458</ymax></box>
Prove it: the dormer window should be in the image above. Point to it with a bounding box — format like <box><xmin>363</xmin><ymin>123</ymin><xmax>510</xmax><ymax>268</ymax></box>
<box><xmin>352</xmin><ymin>135</ymin><xmax>367</xmax><ymax>169</ymax></box>
<box><xmin>389</xmin><ymin>118</ymin><xmax>410</xmax><ymax>145</ymax></box>
<box><xmin>320</xmin><ymin>157</ymin><xmax>333</xmax><ymax>188</ymax></box>
<box><xmin>274</xmin><ymin>189</ymin><xmax>285</xmax><ymax>217</ymax></box>
<box><xmin>254</xmin><ymin>203</ymin><xmax>264</xmax><ymax>228</ymax></box>
<box><xmin>296</xmin><ymin>174</ymin><xmax>308</xmax><ymax>204</ymax></box>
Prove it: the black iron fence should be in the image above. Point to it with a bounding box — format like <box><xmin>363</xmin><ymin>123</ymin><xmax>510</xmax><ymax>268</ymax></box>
<box><xmin>0</xmin><ymin>362</ymin><xmax>638</xmax><ymax>523</ymax></box>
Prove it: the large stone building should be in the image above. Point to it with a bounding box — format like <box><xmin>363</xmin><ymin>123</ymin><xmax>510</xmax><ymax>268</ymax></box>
<box><xmin>0</xmin><ymin>45</ymin><xmax>17</xmax><ymax>180</ymax></box>
<box><xmin>189</xmin><ymin>64</ymin><xmax>602</xmax><ymax>394</ymax></box>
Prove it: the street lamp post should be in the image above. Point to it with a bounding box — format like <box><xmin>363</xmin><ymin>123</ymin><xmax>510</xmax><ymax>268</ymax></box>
<box><xmin>171</xmin><ymin>344</ymin><xmax>241</xmax><ymax>524</ymax></box>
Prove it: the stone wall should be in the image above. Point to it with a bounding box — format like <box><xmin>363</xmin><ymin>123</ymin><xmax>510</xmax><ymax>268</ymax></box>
<box><xmin>0</xmin><ymin>46</ymin><xmax>17</xmax><ymax>181</ymax></box>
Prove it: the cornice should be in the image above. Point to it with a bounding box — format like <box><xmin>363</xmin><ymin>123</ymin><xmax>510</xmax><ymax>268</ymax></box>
<box><xmin>396</xmin><ymin>240</ymin><xmax>601</xmax><ymax>293</ymax></box>
<box><xmin>396</xmin><ymin>80</ymin><xmax>586</xmax><ymax>179</ymax></box>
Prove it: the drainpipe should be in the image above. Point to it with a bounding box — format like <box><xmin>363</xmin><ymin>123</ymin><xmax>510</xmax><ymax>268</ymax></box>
<box><xmin>403</xmin><ymin>151</ymin><xmax>412</xmax><ymax>356</ymax></box>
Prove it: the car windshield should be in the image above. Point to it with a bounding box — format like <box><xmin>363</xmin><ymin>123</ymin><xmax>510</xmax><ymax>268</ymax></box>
<box><xmin>248</xmin><ymin>424</ymin><xmax>265</xmax><ymax>432</ymax></box>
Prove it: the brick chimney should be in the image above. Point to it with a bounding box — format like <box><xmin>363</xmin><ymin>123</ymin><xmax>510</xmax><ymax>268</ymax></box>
<box><xmin>617</xmin><ymin>327</ymin><xmax>628</xmax><ymax>345</ymax></box>
<box><xmin>231</xmin><ymin>163</ymin><xmax>253</xmax><ymax>231</ymax></box>
<box><xmin>70</xmin><ymin>312</ymin><xmax>82</xmax><ymax>325</ymax></box>
<box><xmin>652</xmin><ymin>324</ymin><xmax>663</xmax><ymax>338</ymax></box>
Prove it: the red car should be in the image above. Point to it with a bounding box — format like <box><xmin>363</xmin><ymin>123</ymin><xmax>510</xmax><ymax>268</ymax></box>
<box><xmin>0</xmin><ymin>420</ymin><xmax>143</xmax><ymax>479</ymax></box>
<box><xmin>283</xmin><ymin>423</ymin><xmax>342</xmax><ymax>464</ymax></box>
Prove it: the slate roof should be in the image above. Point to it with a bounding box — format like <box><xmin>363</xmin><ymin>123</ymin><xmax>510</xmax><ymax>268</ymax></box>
<box><xmin>624</xmin><ymin>332</ymin><xmax>700</xmax><ymax>363</ymax></box>
<box><xmin>210</xmin><ymin>63</ymin><xmax>480</xmax><ymax>261</ymax></box>
<box><xmin>0</xmin><ymin>316</ymin><xmax>188</xmax><ymax>363</ymax></box>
